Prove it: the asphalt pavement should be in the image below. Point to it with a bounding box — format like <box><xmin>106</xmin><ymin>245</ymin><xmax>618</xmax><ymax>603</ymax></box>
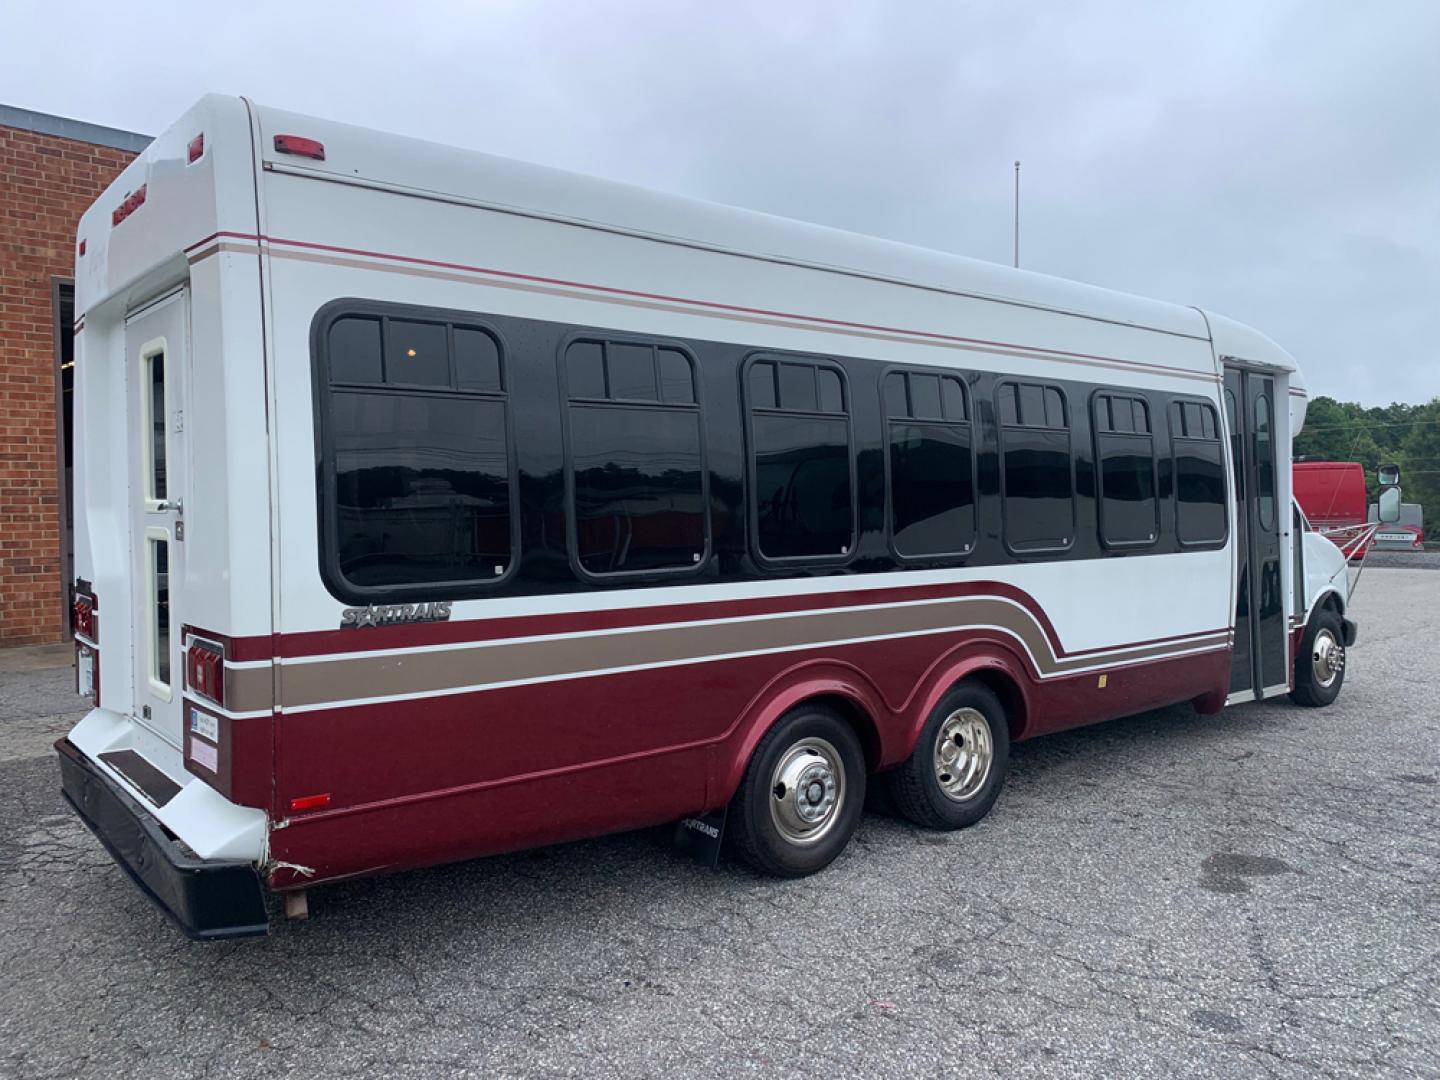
<box><xmin>1</xmin><ymin>568</ymin><xmax>1436</xmax><ymax>1079</ymax></box>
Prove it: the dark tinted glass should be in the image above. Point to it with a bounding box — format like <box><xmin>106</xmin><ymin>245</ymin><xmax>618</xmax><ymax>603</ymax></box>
<box><xmin>941</xmin><ymin>377</ymin><xmax>966</xmax><ymax>421</ymax></box>
<box><xmin>1019</xmin><ymin>383</ymin><xmax>1046</xmax><ymax>426</ymax></box>
<box><xmin>1097</xmin><ymin>434</ymin><xmax>1157</xmax><ymax>546</ymax></box>
<box><xmin>658</xmin><ymin>348</ymin><xmax>695</xmax><ymax>404</ymax></box>
<box><xmin>1132</xmin><ymin>399</ymin><xmax>1150</xmax><ymax>434</ymax></box>
<box><xmin>752</xmin><ymin>414</ymin><xmax>853</xmax><ymax>558</ymax></box>
<box><xmin>779</xmin><ymin>363</ymin><xmax>817</xmax><ymax>412</ymax></box>
<box><xmin>749</xmin><ymin>362</ymin><xmax>777</xmax><ymax>409</ymax></box>
<box><xmin>570</xmin><ymin>405</ymin><xmax>705</xmax><ymax>574</ymax></box>
<box><xmin>455</xmin><ymin>327</ymin><xmax>502</xmax><ymax>392</ymax></box>
<box><xmin>889</xmin><ymin>423</ymin><xmax>975</xmax><ymax>555</ymax></box>
<box><xmin>883</xmin><ymin>372</ymin><xmax>908</xmax><ymax>417</ymax></box>
<box><xmin>607</xmin><ymin>342</ymin><xmax>657</xmax><ymax>401</ymax></box>
<box><xmin>567</xmin><ymin>341</ymin><xmax>606</xmax><ymax>399</ymax></box>
<box><xmin>1002</xmin><ymin>427</ymin><xmax>1073</xmax><ymax>551</ymax></box>
<box><xmin>1255</xmin><ymin>393</ymin><xmax>1274</xmax><ymax>529</ymax></box>
<box><xmin>151</xmin><ymin>537</ymin><xmax>169</xmax><ymax>685</ymax></box>
<box><xmin>910</xmin><ymin>374</ymin><xmax>943</xmax><ymax>420</ymax></box>
<box><xmin>1224</xmin><ymin>389</ymin><xmax>1243</xmax><ymax>501</ymax></box>
<box><xmin>998</xmin><ymin>383</ymin><xmax>1020</xmax><ymax>426</ymax></box>
<box><xmin>1044</xmin><ymin>387</ymin><xmax>1066</xmax><ymax>428</ymax></box>
<box><xmin>817</xmin><ymin>367</ymin><xmax>844</xmax><ymax>413</ymax></box>
<box><xmin>149</xmin><ymin>351</ymin><xmax>167</xmax><ymax>501</ymax></box>
<box><xmin>332</xmin><ymin>392</ymin><xmax>511</xmax><ymax>586</ymax></box>
<box><xmin>1175</xmin><ymin>440</ymin><xmax>1227</xmax><ymax>545</ymax></box>
<box><xmin>329</xmin><ymin>316</ymin><xmax>383</xmax><ymax>383</ymax></box>
<box><xmin>386</xmin><ymin>319</ymin><xmax>450</xmax><ymax>387</ymax></box>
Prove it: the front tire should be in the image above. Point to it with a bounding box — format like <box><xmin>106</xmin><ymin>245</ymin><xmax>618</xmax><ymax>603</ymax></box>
<box><xmin>728</xmin><ymin>704</ymin><xmax>866</xmax><ymax>877</ymax></box>
<box><xmin>887</xmin><ymin>681</ymin><xmax>1010</xmax><ymax>829</ymax></box>
<box><xmin>1290</xmin><ymin>608</ymin><xmax>1346</xmax><ymax>707</ymax></box>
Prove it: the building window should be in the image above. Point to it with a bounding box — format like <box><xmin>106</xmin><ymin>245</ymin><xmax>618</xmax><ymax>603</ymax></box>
<box><xmin>883</xmin><ymin>369</ymin><xmax>975</xmax><ymax>558</ymax></box>
<box><xmin>564</xmin><ymin>338</ymin><xmax>708</xmax><ymax>577</ymax></box>
<box><xmin>997</xmin><ymin>381</ymin><xmax>1075</xmax><ymax>554</ymax></box>
<box><xmin>1170</xmin><ymin>400</ymin><xmax>1227</xmax><ymax>547</ymax></box>
<box><xmin>318</xmin><ymin>309</ymin><xmax>515</xmax><ymax>595</ymax></box>
<box><xmin>1092</xmin><ymin>392</ymin><xmax>1159</xmax><ymax>549</ymax></box>
<box><xmin>745</xmin><ymin>356</ymin><xmax>855</xmax><ymax>562</ymax></box>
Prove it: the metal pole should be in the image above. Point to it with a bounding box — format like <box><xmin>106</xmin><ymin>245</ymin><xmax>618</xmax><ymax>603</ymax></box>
<box><xmin>1013</xmin><ymin>160</ymin><xmax>1021</xmax><ymax>268</ymax></box>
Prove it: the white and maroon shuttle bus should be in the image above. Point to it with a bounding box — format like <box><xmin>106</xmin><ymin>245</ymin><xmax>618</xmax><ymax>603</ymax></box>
<box><xmin>59</xmin><ymin>96</ymin><xmax>1355</xmax><ymax>938</ymax></box>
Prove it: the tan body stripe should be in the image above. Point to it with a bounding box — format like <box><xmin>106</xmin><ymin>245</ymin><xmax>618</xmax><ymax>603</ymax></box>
<box><xmin>222</xmin><ymin>599</ymin><xmax>1229</xmax><ymax>713</ymax></box>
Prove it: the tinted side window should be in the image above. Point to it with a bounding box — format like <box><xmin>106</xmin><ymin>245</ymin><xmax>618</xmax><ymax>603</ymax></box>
<box><xmin>323</xmin><ymin>311</ymin><xmax>513</xmax><ymax>593</ymax></box>
<box><xmin>884</xmin><ymin>370</ymin><xmax>975</xmax><ymax>557</ymax></box>
<box><xmin>1254</xmin><ymin>393</ymin><xmax>1275</xmax><ymax>530</ymax></box>
<box><xmin>747</xmin><ymin>356</ymin><xmax>854</xmax><ymax>561</ymax></box>
<box><xmin>998</xmin><ymin>381</ymin><xmax>1074</xmax><ymax>554</ymax></box>
<box><xmin>1093</xmin><ymin>393</ymin><xmax>1158</xmax><ymax>549</ymax></box>
<box><xmin>564</xmin><ymin>339</ymin><xmax>708</xmax><ymax>576</ymax></box>
<box><xmin>1170</xmin><ymin>400</ymin><xmax>1227</xmax><ymax>547</ymax></box>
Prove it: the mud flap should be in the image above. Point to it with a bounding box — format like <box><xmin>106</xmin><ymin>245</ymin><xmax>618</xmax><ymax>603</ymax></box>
<box><xmin>672</xmin><ymin>808</ymin><xmax>727</xmax><ymax>867</ymax></box>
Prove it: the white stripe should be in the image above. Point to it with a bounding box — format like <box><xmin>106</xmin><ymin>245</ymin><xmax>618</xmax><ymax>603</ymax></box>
<box><xmin>276</xmin><ymin>592</ymin><xmax>1226</xmax><ymax>668</ymax></box>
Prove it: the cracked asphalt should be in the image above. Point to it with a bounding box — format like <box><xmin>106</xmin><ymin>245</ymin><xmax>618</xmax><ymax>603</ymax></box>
<box><xmin>2</xmin><ymin>568</ymin><xmax>1437</xmax><ymax>1079</ymax></box>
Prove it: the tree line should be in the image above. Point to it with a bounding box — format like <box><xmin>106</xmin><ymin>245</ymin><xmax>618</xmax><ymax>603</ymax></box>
<box><xmin>1293</xmin><ymin>397</ymin><xmax>1440</xmax><ymax>540</ymax></box>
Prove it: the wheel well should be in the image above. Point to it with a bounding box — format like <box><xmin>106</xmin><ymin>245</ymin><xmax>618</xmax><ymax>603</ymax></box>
<box><xmin>965</xmin><ymin>668</ymin><xmax>1028</xmax><ymax>742</ymax></box>
<box><xmin>807</xmin><ymin>694</ymin><xmax>882</xmax><ymax>772</ymax></box>
<box><xmin>1317</xmin><ymin>590</ymin><xmax>1345</xmax><ymax>621</ymax></box>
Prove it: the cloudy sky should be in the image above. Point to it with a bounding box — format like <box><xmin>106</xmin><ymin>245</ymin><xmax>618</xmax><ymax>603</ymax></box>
<box><xmin>5</xmin><ymin>0</ymin><xmax>1437</xmax><ymax>404</ymax></box>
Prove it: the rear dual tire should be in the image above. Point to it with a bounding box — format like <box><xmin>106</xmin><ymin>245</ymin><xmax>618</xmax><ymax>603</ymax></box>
<box><xmin>886</xmin><ymin>682</ymin><xmax>1010</xmax><ymax>830</ymax></box>
<box><xmin>728</xmin><ymin>682</ymin><xmax>1012</xmax><ymax>877</ymax></box>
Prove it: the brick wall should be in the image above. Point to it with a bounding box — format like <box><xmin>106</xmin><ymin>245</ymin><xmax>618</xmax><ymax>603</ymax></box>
<box><xmin>0</xmin><ymin>123</ymin><xmax>138</xmax><ymax>645</ymax></box>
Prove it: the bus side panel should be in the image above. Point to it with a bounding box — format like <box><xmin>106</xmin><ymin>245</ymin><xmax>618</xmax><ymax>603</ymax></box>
<box><xmin>266</xmin><ymin>629</ymin><xmax>1227</xmax><ymax>887</ymax></box>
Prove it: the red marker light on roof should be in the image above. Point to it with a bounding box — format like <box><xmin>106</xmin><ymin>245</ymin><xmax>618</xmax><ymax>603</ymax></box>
<box><xmin>111</xmin><ymin>184</ymin><xmax>147</xmax><ymax>227</ymax></box>
<box><xmin>273</xmin><ymin>134</ymin><xmax>325</xmax><ymax>161</ymax></box>
<box><xmin>188</xmin><ymin>134</ymin><xmax>204</xmax><ymax>163</ymax></box>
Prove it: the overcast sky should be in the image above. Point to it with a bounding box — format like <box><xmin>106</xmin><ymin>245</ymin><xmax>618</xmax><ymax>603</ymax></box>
<box><xmin>5</xmin><ymin>1</ymin><xmax>1437</xmax><ymax>404</ymax></box>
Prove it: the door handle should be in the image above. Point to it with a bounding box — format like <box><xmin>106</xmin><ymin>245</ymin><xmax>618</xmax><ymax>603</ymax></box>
<box><xmin>155</xmin><ymin>498</ymin><xmax>184</xmax><ymax>514</ymax></box>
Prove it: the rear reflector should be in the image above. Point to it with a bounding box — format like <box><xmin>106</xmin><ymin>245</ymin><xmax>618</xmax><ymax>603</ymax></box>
<box><xmin>290</xmin><ymin>793</ymin><xmax>331</xmax><ymax>812</ymax></box>
<box><xmin>188</xmin><ymin>133</ymin><xmax>204</xmax><ymax>163</ymax></box>
<box><xmin>186</xmin><ymin>641</ymin><xmax>225</xmax><ymax>707</ymax></box>
<box><xmin>111</xmin><ymin>184</ymin><xmax>147</xmax><ymax>227</ymax></box>
<box><xmin>78</xmin><ymin>239</ymin><xmax>86</xmax><ymax>256</ymax></box>
<box><xmin>273</xmin><ymin>134</ymin><xmax>325</xmax><ymax>161</ymax></box>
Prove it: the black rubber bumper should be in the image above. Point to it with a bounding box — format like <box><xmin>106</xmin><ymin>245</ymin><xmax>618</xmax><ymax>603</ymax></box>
<box><xmin>56</xmin><ymin>738</ymin><xmax>269</xmax><ymax>940</ymax></box>
<box><xmin>1342</xmin><ymin>618</ymin><xmax>1359</xmax><ymax>648</ymax></box>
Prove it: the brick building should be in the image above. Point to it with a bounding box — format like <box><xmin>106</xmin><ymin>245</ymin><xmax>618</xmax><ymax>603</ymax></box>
<box><xmin>1</xmin><ymin>105</ymin><xmax>149</xmax><ymax>646</ymax></box>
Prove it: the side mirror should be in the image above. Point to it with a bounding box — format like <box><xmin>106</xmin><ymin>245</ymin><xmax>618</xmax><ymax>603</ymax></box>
<box><xmin>1378</xmin><ymin>487</ymin><xmax>1402</xmax><ymax>523</ymax></box>
<box><xmin>1378</xmin><ymin>463</ymin><xmax>1401</xmax><ymax>487</ymax></box>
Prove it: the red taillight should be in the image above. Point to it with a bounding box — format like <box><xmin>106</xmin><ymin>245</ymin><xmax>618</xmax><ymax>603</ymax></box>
<box><xmin>290</xmin><ymin>793</ymin><xmax>331</xmax><ymax>812</ymax></box>
<box><xmin>187</xmin><ymin>133</ymin><xmax>204</xmax><ymax>163</ymax></box>
<box><xmin>111</xmin><ymin>183</ymin><xmax>147</xmax><ymax>227</ymax></box>
<box><xmin>186</xmin><ymin>641</ymin><xmax>225</xmax><ymax>707</ymax></box>
<box><xmin>78</xmin><ymin>238</ymin><xmax>86</xmax><ymax>256</ymax></box>
<box><xmin>72</xmin><ymin>595</ymin><xmax>95</xmax><ymax>641</ymax></box>
<box><xmin>273</xmin><ymin>134</ymin><xmax>325</xmax><ymax>161</ymax></box>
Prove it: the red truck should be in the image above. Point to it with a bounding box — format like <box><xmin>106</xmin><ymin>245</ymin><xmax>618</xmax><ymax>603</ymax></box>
<box><xmin>1294</xmin><ymin>461</ymin><xmax>1369</xmax><ymax>529</ymax></box>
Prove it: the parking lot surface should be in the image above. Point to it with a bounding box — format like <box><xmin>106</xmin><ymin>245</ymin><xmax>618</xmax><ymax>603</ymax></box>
<box><xmin>1</xmin><ymin>568</ymin><xmax>1437</xmax><ymax>1079</ymax></box>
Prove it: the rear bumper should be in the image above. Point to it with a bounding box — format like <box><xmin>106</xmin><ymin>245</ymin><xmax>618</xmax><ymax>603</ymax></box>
<box><xmin>56</xmin><ymin>738</ymin><xmax>269</xmax><ymax>940</ymax></box>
